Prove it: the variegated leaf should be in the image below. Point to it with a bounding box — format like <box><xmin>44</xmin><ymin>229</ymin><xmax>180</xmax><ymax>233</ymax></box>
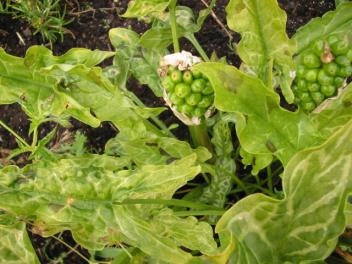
<box><xmin>216</xmin><ymin>120</ymin><xmax>352</xmax><ymax>263</ymax></box>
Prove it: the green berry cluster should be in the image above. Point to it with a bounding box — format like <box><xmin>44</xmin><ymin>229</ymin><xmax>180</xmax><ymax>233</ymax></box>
<box><xmin>162</xmin><ymin>67</ymin><xmax>214</xmax><ymax>118</ymax></box>
<box><xmin>293</xmin><ymin>35</ymin><xmax>352</xmax><ymax>112</ymax></box>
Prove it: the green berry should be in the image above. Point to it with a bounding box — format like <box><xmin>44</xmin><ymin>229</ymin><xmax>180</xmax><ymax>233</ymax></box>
<box><xmin>347</xmin><ymin>49</ymin><xmax>352</xmax><ymax>61</ymax></box>
<box><xmin>330</xmin><ymin>40</ymin><xmax>349</xmax><ymax>56</ymax></box>
<box><xmin>335</xmin><ymin>55</ymin><xmax>350</xmax><ymax>67</ymax></box>
<box><xmin>300</xmin><ymin>92</ymin><xmax>312</xmax><ymax>102</ymax></box>
<box><xmin>297</xmin><ymin>79</ymin><xmax>307</xmax><ymax>91</ymax></box>
<box><xmin>162</xmin><ymin>76</ymin><xmax>175</xmax><ymax>92</ymax></box>
<box><xmin>183</xmin><ymin>71</ymin><xmax>193</xmax><ymax>84</ymax></box>
<box><xmin>175</xmin><ymin>83</ymin><xmax>191</xmax><ymax>98</ymax></box>
<box><xmin>296</xmin><ymin>65</ymin><xmax>306</xmax><ymax>78</ymax></box>
<box><xmin>312</xmin><ymin>39</ymin><xmax>325</xmax><ymax>56</ymax></box>
<box><xmin>307</xmin><ymin>83</ymin><xmax>320</xmax><ymax>92</ymax></box>
<box><xmin>334</xmin><ymin>77</ymin><xmax>345</xmax><ymax>87</ymax></box>
<box><xmin>193</xmin><ymin>107</ymin><xmax>206</xmax><ymax>117</ymax></box>
<box><xmin>302</xmin><ymin>102</ymin><xmax>316</xmax><ymax>112</ymax></box>
<box><xmin>304</xmin><ymin>69</ymin><xmax>318</xmax><ymax>82</ymax></box>
<box><xmin>186</xmin><ymin>93</ymin><xmax>202</xmax><ymax>106</ymax></box>
<box><xmin>178</xmin><ymin>104</ymin><xmax>194</xmax><ymax>115</ymax></box>
<box><xmin>192</xmin><ymin>70</ymin><xmax>202</xmax><ymax>79</ymax></box>
<box><xmin>311</xmin><ymin>92</ymin><xmax>325</xmax><ymax>105</ymax></box>
<box><xmin>323</xmin><ymin>62</ymin><xmax>339</xmax><ymax>76</ymax></box>
<box><xmin>167</xmin><ymin>66</ymin><xmax>177</xmax><ymax>74</ymax></box>
<box><xmin>202</xmin><ymin>82</ymin><xmax>214</xmax><ymax>95</ymax></box>
<box><xmin>170</xmin><ymin>70</ymin><xmax>183</xmax><ymax>83</ymax></box>
<box><xmin>197</xmin><ymin>95</ymin><xmax>213</xmax><ymax>108</ymax></box>
<box><xmin>191</xmin><ymin>79</ymin><xmax>206</xmax><ymax>93</ymax></box>
<box><xmin>321</xmin><ymin>85</ymin><xmax>336</xmax><ymax>97</ymax></box>
<box><xmin>317</xmin><ymin>70</ymin><xmax>334</xmax><ymax>85</ymax></box>
<box><xmin>338</xmin><ymin>66</ymin><xmax>352</xmax><ymax>78</ymax></box>
<box><xmin>302</xmin><ymin>53</ymin><xmax>321</xmax><ymax>68</ymax></box>
<box><xmin>169</xmin><ymin>93</ymin><xmax>184</xmax><ymax>105</ymax></box>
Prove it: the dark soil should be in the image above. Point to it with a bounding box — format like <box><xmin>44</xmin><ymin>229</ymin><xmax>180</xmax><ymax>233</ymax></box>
<box><xmin>0</xmin><ymin>0</ymin><xmax>338</xmax><ymax>263</ymax></box>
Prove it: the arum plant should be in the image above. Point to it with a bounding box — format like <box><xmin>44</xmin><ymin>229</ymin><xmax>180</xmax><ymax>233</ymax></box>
<box><xmin>1</xmin><ymin>1</ymin><xmax>352</xmax><ymax>263</ymax></box>
<box><xmin>119</xmin><ymin>0</ymin><xmax>217</xmax><ymax>153</ymax></box>
<box><xmin>159</xmin><ymin>51</ymin><xmax>215</xmax><ymax>152</ymax></box>
<box><xmin>165</xmin><ymin>0</ymin><xmax>216</xmax><ymax>153</ymax></box>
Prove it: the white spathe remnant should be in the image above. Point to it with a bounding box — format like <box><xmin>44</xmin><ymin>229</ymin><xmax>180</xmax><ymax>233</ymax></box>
<box><xmin>313</xmin><ymin>79</ymin><xmax>348</xmax><ymax>113</ymax></box>
<box><xmin>160</xmin><ymin>50</ymin><xmax>202</xmax><ymax>71</ymax></box>
<box><xmin>290</xmin><ymin>70</ymin><xmax>296</xmax><ymax>79</ymax></box>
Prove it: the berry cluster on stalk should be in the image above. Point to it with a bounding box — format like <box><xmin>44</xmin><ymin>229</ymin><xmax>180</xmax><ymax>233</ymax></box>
<box><xmin>162</xmin><ymin>67</ymin><xmax>214</xmax><ymax>119</ymax></box>
<box><xmin>293</xmin><ymin>35</ymin><xmax>352</xmax><ymax>112</ymax></box>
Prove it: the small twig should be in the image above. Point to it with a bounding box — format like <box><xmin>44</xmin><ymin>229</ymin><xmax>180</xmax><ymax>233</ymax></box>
<box><xmin>63</xmin><ymin>27</ymin><xmax>76</xmax><ymax>39</ymax></box>
<box><xmin>119</xmin><ymin>243</ymin><xmax>133</xmax><ymax>259</ymax></box>
<box><xmin>69</xmin><ymin>7</ymin><xmax>118</xmax><ymax>16</ymax></box>
<box><xmin>69</xmin><ymin>7</ymin><xmax>95</xmax><ymax>16</ymax></box>
<box><xmin>61</xmin><ymin>244</ymin><xmax>79</xmax><ymax>258</ymax></box>
<box><xmin>335</xmin><ymin>247</ymin><xmax>352</xmax><ymax>263</ymax></box>
<box><xmin>200</xmin><ymin>0</ymin><xmax>233</xmax><ymax>42</ymax></box>
<box><xmin>50</xmin><ymin>235</ymin><xmax>92</xmax><ymax>264</ymax></box>
<box><xmin>0</xmin><ymin>119</ymin><xmax>30</xmax><ymax>147</ymax></box>
<box><xmin>15</xmin><ymin>31</ymin><xmax>26</xmax><ymax>46</ymax></box>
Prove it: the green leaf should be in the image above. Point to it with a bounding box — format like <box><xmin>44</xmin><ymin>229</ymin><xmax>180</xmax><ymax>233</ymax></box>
<box><xmin>109</xmin><ymin>28</ymin><xmax>165</xmax><ymax>96</ymax></box>
<box><xmin>105</xmin><ymin>134</ymin><xmax>211</xmax><ymax>166</ymax></box>
<box><xmin>24</xmin><ymin>45</ymin><xmax>115</xmax><ymax>69</ymax></box>
<box><xmin>193</xmin><ymin>62</ymin><xmax>323</xmax><ymax>166</ymax></box>
<box><xmin>139</xmin><ymin>6</ymin><xmax>200</xmax><ymax>50</ymax></box>
<box><xmin>194</xmin><ymin>63</ymin><xmax>352</xmax><ymax>168</ymax></box>
<box><xmin>0</xmin><ymin>222</ymin><xmax>40</xmax><ymax>264</ymax></box>
<box><xmin>0</xmin><ymin>48</ymin><xmax>101</xmax><ymax>128</ymax></box>
<box><xmin>197</xmin><ymin>0</ymin><xmax>216</xmax><ymax>28</ymax></box>
<box><xmin>216</xmin><ymin>120</ymin><xmax>352</xmax><ymax>263</ymax></box>
<box><xmin>131</xmin><ymin>48</ymin><xmax>165</xmax><ymax>96</ymax></box>
<box><xmin>200</xmin><ymin>114</ymin><xmax>236</xmax><ymax>216</ymax></box>
<box><xmin>153</xmin><ymin>208</ymin><xmax>217</xmax><ymax>255</ymax></box>
<box><xmin>293</xmin><ymin>3</ymin><xmax>352</xmax><ymax>53</ymax></box>
<box><xmin>240</xmin><ymin>147</ymin><xmax>273</xmax><ymax>176</ymax></box>
<box><xmin>140</xmin><ymin>27</ymin><xmax>176</xmax><ymax>50</ymax></box>
<box><xmin>335</xmin><ymin>0</ymin><xmax>351</xmax><ymax>6</ymax></box>
<box><xmin>122</xmin><ymin>0</ymin><xmax>170</xmax><ymax>21</ymax></box>
<box><xmin>108</xmin><ymin>28</ymin><xmax>141</xmax><ymax>89</ymax></box>
<box><xmin>39</xmin><ymin>62</ymin><xmax>162</xmax><ymax>137</ymax></box>
<box><xmin>109</xmin><ymin>27</ymin><xmax>140</xmax><ymax>51</ymax></box>
<box><xmin>0</xmin><ymin>153</ymin><xmax>217</xmax><ymax>263</ymax></box>
<box><xmin>0</xmin><ymin>46</ymin><xmax>164</xmax><ymax>137</ymax></box>
<box><xmin>226</xmin><ymin>0</ymin><xmax>296</xmax><ymax>103</ymax></box>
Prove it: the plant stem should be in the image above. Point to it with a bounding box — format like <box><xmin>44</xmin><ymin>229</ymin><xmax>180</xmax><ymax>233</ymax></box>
<box><xmin>232</xmin><ymin>174</ymin><xmax>250</xmax><ymax>195</ymax></box>
<box><xmin>189</xmin><ymin>123</ymin><xmax>214</xmax><ymax>156</ymax></box>
<box><xmin>116</xmin><ymin>198</ymin><xmax>218</xmax><ymax>210</ymax></box>
<box><xmin>0</xmin><ymin>119</ymin><xmax>30</xmax><ymax>147</ymax></box>
<box><xmin>174</xmin><ymin>209</ymin><xmax>225</xmax><ymax>217</ymax></box>
<box><xmin>31</xmin><ymin>126</ymin><xmax>38</xmax><ymax>147</ymax></box>
<box><xmin>186</xmin><ymin>34</ymin><xmax>210</xmax><ymax>62</ymax></box>
<box><xmin>169</xmin><ymin>0</ymin><xmax>180</xmax><ymax>53</ymax></box>
<box><xmin>267</xmin><ymin>165</ymin><xmax>273</xmax><ymax>193</ymax></box>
